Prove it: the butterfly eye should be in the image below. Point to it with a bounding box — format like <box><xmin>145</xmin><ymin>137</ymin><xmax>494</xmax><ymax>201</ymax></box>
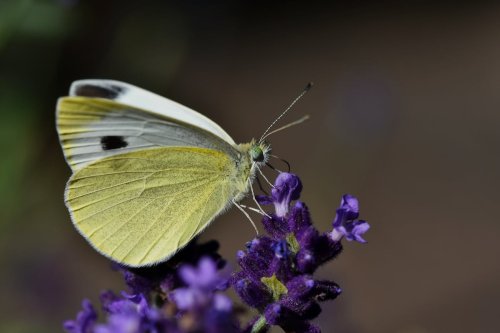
<box><xmin>250</xmin><ymin>146</ymin><xmax>264</xmax><ymax>162</ymax></box>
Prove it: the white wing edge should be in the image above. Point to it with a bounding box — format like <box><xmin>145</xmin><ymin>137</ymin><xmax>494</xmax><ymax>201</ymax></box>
<box><xmin>69</xmin><ymin>79</ymin><xmax>236</xmax><ymax>145</ymax></box>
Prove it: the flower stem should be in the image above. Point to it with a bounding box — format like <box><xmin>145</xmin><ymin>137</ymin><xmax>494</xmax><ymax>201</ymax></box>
<box><xmin>250</xmin><ymin>315</ymin><xmax>268</xmax><ymax>333</ymax></box>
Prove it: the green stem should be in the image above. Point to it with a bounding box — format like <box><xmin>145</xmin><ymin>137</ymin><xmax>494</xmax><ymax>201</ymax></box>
<box><xmin>250</xmin><ymin>315</ymin><xmax>268</xmax><ymax>333</ymax></box>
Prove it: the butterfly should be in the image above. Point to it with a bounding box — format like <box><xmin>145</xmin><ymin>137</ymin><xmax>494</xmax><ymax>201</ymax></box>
<box><xmin>57</xmin><ymin>79</ymin><xmax>309</xmax><ymax>267</ymax></box>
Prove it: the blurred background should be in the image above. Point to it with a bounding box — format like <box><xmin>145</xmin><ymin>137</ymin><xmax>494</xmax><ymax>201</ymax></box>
<box><xmin>1</xmin><ymin>1</ymin><xmax>499</xmax><ymax>332</ymax></box>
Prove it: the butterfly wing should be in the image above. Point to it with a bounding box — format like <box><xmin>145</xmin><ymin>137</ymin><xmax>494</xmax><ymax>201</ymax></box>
<box><xmin>65</xmin><ymin>146</ymin><xmax>243</xmax><ymax>267</ymax></box>
<box><xmin>57</xmin><ymin>96</ymin><xmax>238</xmax><ymax>171</ymax></box>
<box><xmin>69</xmin><ymin>79</ymin><xmax>235</xmax><ymax>145</ymax></box>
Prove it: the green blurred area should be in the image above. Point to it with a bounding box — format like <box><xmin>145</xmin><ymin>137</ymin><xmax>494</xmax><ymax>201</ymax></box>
<box><xmin>0</xmin><ymin>0</ymin><xmax>75</xmax><ymax>225</ymax></box>
<box><xmin>1</xmin><ymin>1</ymin><xmax>500</xmax><ymax>332</ymax></box>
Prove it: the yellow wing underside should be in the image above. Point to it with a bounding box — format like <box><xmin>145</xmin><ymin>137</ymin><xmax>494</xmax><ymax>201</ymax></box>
<box><xmin>65</xmin><ymin>146</ymin><xmax>236</xmax><ymax>267</ymax></box>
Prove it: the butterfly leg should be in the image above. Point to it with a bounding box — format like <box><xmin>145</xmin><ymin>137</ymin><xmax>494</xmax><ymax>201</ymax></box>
<box><xmin>257</xmin><ymin>166</ymin><xmax>275</xmax><ymax>188</ymax></box>
<box><xmin>248</xmin><ymin>177</ymin><xmax>271</xmax><ymax>218</ymax></box>
<box><xmin>239</xmin><ymin>204</ymin><xmax>264</xmax><ymax>214</ymax></box>
<box><xmin>232</xmin><ymin>199</ymin><xmax>259</xmax><ymax>235</ymax></box>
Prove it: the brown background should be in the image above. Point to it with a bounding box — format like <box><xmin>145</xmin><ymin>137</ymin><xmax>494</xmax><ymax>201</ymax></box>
<box><xmin>1</xmin><ymin>1</ymin><xmax>499</xmax><ymax>332</ymax></box>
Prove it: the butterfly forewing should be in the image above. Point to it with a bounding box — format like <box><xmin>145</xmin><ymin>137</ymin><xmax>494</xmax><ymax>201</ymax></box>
<box><xmin>69</xmin><ymin>79</ymin><xmax>236</xmax><ymax>145</ymax></box>
<box><xmin>57</xmin><ymin>97</ymin><xmax>238</xmax><ymax>171</ymax></box>
<box><xmin>65</xmin><ymin>146</ymin><xmax>238</xmax><ymax>267</ymax></box>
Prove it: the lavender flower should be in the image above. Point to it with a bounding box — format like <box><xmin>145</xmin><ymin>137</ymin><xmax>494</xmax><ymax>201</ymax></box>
<box><xmin>170</xmin><ymin>257</ymin><xmax>239</xmax><ymax>333</ymax></box>
<box><xmin>233</xmin><ymin>172</ymin><xmax>368</xmax><ymax>333</ymax></box>
<box><xmin>94</xmin><ymin>292</ymin><xmax>172</xmax><ymax>333</ymax></box>
<box><xmin>64</xmin><ymin>247</ymin><xmax>239</xmax><ymax>333</ymax></box>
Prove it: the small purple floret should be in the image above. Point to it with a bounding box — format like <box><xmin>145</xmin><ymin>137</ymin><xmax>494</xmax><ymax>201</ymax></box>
<box><xmin>63</xmin><ymin>299</ymin><xmax>97</xmax><ymax>333</ymax></box>
<box><xmin>257</xmin><ymin>172</ymin><xmax>302</xmax><ymax>217</ymax></box>
<box><xmin>330</xmin><ymin>194</ymin><xmax>370</xmax><ymax>243</ymax></box>
<box><xmin>170</xmin><ymin>256</ymin><xmax>231</xmax><ymax>311</ymax></box>
<box><xmin>179</xmin><ymin>256</ymin><xmax>226</xmax><ymax>290</ymax></box>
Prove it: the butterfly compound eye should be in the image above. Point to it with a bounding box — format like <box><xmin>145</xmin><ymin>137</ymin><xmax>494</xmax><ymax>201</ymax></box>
<box><xmin>250</xmin><ymin>146</ymin><xmax>264</xmax><ymax>162</ymax></box>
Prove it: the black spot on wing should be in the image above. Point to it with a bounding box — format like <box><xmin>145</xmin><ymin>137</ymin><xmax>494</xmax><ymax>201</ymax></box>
<box><xmin>101</xmin><ymin>136</ymin><xmax>128</xmax><ymax>150</ymax></box>
<box><xmin>74</xmin><ymin>83</ymin><xmax>125</xmax><ymax>99</ymax></box>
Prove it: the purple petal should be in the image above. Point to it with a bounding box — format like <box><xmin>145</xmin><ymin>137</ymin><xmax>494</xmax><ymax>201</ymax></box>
<box><xmin>342</xmin><ymin>220</ymin><xmax>370</xmax><ymax>243</ymax></box>
<box><xmin>122</xmin><ymin>269</ymin><xmax>156</xmax><ymax>296</ymax></box>
<box><xmin>351</xmin><ymin>221</ymin><xmax>370</xmax><ymax>243</ymax></box>
<box><xmin>271</xmin><ymin>173</ymin><xmax>302</xmax><ymax>217</ymax></box>
<box><xmin>256</xmin><ymin>194</ymin><xmax>273</xmax><ymax>205</ymax></box>
<box><xmin>99</xmin><ymin>290</ymin><xmax>120</xmax><ymax>314</ymax></box>
<box><xmin>262</xmin><ymin>215</ymin><xmax>290</xmax><ymax>239</ymax></box>
<box><xmin>341</xmin><ymin>194</ymin><xmax>359</xmax><ymax>216</ymax></box>
<box><xmin>63</xmin><ymin>299</ymin><xmax>97</xmax><ymax>333</ymax></box>
<box><xmin>312</xmin><ymin>280</ymin><xmax>342</xmax><ymax>301</ymax></box>
<box><xmin>213</xmin><ymin>293</ymin><xmax>232</xmax><ymax>312</ymax></box>
<box><xmin>238</xmin><ymin>237</ymin><xmax>275</xmax><ymax>282</ymax></box>
<box><xmin>233</xmin><ymin>275</ymin><xmax>272</xmax><ymax>309</ymax></box>
<box><xmin>288</xmin><ymin>201</ymin><xmax>312</xmax><ymax>236</ymax></box>
<box><xmin>103</xmin><ymin>296</ymin><xmax>137</xmax><ymax>316</ymax></box>
<box><xmin>296</xmin><ymin>249</ymin><xmax>316</xmax><ymax>273</ymax></box>
<box><xmin>264</xmin><ymin>303</ymin><xmax>282</xmax><ymax>325</ymax></box>
<box><xmin>285</xmin><ymin>276</ymin><xmax>315</xmax><ymax>299</ymax></box>
<box><xmin>179</xmin><ymin>257</ymin><xmax>221</xmax><ymax>289</ymax></box>
<box><xmin>170</xmin><ymin>287</ymin><xmax>206</xmax><ymax>310</ymax></box>
<box><xmin>273</xmin><ymin>239</ymin><xmax>288</xmax><ymax>259</ymax></box>
<box><xmin>179</xmin><ymin>265</ymin><xmax>198</xmax><ymax>286</ymax></box>
<box><xmin>94</xmin><ymin>313</ymin><xmax>140</xmax><ymax>333</ymax></box>
<box><xmin>333</xmin><ymin>194</ymin><xmax>360</xmax><ymax>228</ymax></box>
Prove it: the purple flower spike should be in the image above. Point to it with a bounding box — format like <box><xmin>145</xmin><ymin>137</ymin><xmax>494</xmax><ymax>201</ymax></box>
<box><xmin>63</xmin><ymin>299</ymin><xmax>97</xmax><ymax>333</ymax></box>
<box><xmin>331</xmin><ymin>194</ymin><xmax>370</xmax><ymax>243</ymax></box>
<box><xmin>233</xmin><ymin>174</ymin><xmax>371</xmax><ymax>333</ymax></box>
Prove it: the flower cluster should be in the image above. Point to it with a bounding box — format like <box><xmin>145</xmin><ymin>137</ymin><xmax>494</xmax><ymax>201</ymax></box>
<box><xmin>64</xmin><ymin>242</ymin><xmax>240</xmax><ymax>333</ymax></box>
<box><xmin>64</xmin><ymin>173</ymin><xmax>369</xmax><ymax>333</ymax></box>
<box><xmin>232</xmin><ymin>173</ymin><xmax>369</xmax><ymax>333</ymax></box>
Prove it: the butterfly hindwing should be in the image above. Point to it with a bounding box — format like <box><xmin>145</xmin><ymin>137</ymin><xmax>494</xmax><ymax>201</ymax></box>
<box><xmin>65</xmin><ymin>146</ymin><xmax>238</xmax><ymax>267</ymax></box>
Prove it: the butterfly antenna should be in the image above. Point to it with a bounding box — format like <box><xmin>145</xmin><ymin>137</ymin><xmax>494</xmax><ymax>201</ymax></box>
<box><xmin>260</xmin><ymin>115</ymin><xmax>310</xmax><ymax>142</ymax></box>
<box><xmin>259</xmin><ymin>82</ymin><xmax>313</xmax><ymax>143</ymax></box>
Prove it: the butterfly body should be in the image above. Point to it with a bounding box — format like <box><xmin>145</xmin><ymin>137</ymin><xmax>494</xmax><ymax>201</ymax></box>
<box><xmin>57</xmin><ymin>80</ymin><xmax>270</xmax><ymax>267</ymax></box>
